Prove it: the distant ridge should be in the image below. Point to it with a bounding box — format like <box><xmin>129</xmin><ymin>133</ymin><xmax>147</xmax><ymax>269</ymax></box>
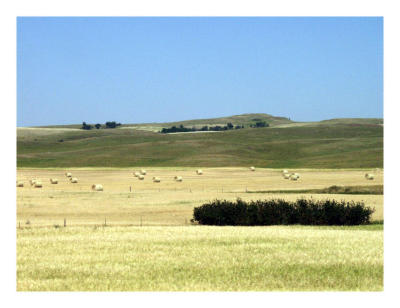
<box><xmin>29</xmin><ymin>113</ymin><xmax>383</xmax><ymax>130</ymax></box>
<box><xmin>125</xmin><ymin>113</ymin><xmax>293</xmax><ymax>128</ymax></box>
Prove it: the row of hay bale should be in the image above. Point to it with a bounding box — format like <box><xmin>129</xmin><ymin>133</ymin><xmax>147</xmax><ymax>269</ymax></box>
<box><xmin>16</xmin><ymin>171</ymin><xmax>103</xmax><ymax>191</ymax></box>
<box><xmin>132</xmin><ymin>168</ymin><xmax>200</xmax><ymax>183</ymax></box>
<box><xmin>16</xmin><ymin>171</ymin><xmax>77</xmax><ymax>188</ymax></box>
<box><xmin>17</xmin><ymin>179</ymin><xmax>103</xmax><ymax>191</ymax></box>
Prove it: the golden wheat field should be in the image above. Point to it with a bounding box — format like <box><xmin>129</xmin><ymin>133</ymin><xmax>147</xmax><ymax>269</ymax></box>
<box><xmin>16</xmin><ymin>167</ymin><xmax>384</xmax><ymax>291</ymax></box>
<box><xmin>17</xmin><ymin>225</ymin><xmax>383</xmax><ymax>291</ymax></box>
<box><xmin>17</xmin><ymin>168</ymin><xmax>383</xmax><ymax>227</ymax></box>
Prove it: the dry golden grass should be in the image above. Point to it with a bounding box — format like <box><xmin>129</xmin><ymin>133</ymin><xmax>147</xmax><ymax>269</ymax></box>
<box><xmin>17</xmin><ymin>225</ymin><xmax>383</xmax><ymax>291</ymax></box>
<box><xmin>17</xmin><ymin>168</ymin><xmax>383</xmax><ymax>227</ymax></box>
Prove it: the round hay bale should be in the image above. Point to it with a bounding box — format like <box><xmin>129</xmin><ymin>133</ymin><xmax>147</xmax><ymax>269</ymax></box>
<box><xmin>140</xmin><ymin>169</ymin><xmax>147</xmax><ymax>175</ymax></box>
<box><xmin>16</xmin><ymin>181</ymin><xmax>24</xmax><ymax>187</ymax></box>
<box><xmin>283</xmin><ymin>173</ymin><xmax>290</xmax><ymax>179</ymax></box>
<box><xmin>290</xmin><ymin>173</ymin><xmax>299</xmax><ymax>181</ymax></box>
<box><xmin>196</xmin><ymin>169</ymin><xmax>203</xmax><ymax>175</ymax></box>
<box><xmin>138</xmin><ymin>175</ymin><xmax>145</xmax><ymax>180</ymax></box>
<box><xmin>365</xmin><ymin>173</ymin><xmax>374</xmax><ymax>180</ymax></box>
<box><xmin>70</xmin><ymin>177</ymin><xmax>78</xmax><ymax>183</ymax></box>
<box><xmin>175</xmin><ymin>176</ymin><xmax>183</xmax><ymax>182</ymax></box>
<box><xmin>65</xmin><ymin>172</ymin><xmax>72</xmax><ymax>178</ymax></box>
<box><xmin>282</xmin><ymin>169</ymin><xmax>289</xmax><ymax>174</ymax></box>
<box><xmin>153</xmin><ymin>177</ymin><xmax>161</xmax><ymax>183</ymax></box>
<box><xmin>91</xmin><ymin>184</ymin><xmax>103</xmax><ymax>191</ymax></box>
<box><xmin>250</xmin><ymin>166</ymin><xmax>255</xmax><ymax>171</ymax></box>
<box><xmin>30</xmin><ymin>179</ymin><xmax>37</xmax><ymax>186</ymax></box>
<box><xmin>134</xmin><ymin>172</ymin><xmax>140</xmax><ymax>177</ymax></box>
<box><xmin>34</xmin><ymin>181</ymin><xmax>42</xmax><ymax>188</ymax></box>
<box><xmin>50</xmin><ymin>178</ymin><xmax>58</xmax><ymax>184</ymax></box>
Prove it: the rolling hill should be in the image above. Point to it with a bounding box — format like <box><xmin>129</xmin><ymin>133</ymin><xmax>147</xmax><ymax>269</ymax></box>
<box><xmin>17</xmin><ymin>113</ymin><xmax>383</xmax><ymax>168</ymax></box>
<box><xmin>36</xmin><ymin>113</ymin><xmax>292</xmax><ymax>130</ymax></box>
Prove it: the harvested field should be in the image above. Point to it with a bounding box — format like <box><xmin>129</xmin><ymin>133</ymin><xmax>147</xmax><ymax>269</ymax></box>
<box><xmin>16</xmin><ymin>167</ymin><xmax>384</xmax><ymax>291</ymax></box>
<box><xmin>17</xmin><ymin>168</ymin><xmax>383</xmax><ymax>227</ymax></box>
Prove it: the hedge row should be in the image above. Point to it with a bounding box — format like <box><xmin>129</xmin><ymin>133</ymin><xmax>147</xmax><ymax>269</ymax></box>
<box><xmin>192</xmin><ymin>198</ymin><xmax>374</xmax><ymax>226</ymax></box>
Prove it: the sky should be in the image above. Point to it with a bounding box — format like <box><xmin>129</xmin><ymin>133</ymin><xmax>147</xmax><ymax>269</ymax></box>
<box><xmin>17</xmin><ymin>17</ymin><xmax>383</xmax><ymax>127</ymax></box>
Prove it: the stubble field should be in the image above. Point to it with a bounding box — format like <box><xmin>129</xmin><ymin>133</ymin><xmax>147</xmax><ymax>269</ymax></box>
<box><xmin>16</xmin><ymin>168</ymin><xmax>384</xmax><ymax>291</ymax></box>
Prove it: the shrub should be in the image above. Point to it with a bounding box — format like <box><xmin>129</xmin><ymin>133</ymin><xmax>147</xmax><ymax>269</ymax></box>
<box><xmin>193</xmin><ymin>198</ymin><xmax>374</xmax><ymax>226</ymax></box>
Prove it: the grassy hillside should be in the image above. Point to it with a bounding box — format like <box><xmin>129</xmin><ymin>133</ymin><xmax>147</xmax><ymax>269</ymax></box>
<box><xmin>125</xmin><ymin>113</ymin><xmax>293</xmax><ymax>128</ymax></box>
<box><xmin>17</xmin><ymin>118</ymin><xmax>383</xmax><ymax>168</ymax></box>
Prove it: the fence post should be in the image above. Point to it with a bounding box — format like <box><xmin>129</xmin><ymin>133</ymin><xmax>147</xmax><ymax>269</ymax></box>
<box><xmin>104</xmin><ymin>218</ymin><xmax>107</xmax><ymax>226</ymax></box>
<box><xmin>64</xmin><ymin>218</ymin><xmax>66</xmax><ymax>227</ymax></box>
<box><xmin>130</xmin><ymin>186</ymin><xmax>131</xmax><ymax>192</ymax></box>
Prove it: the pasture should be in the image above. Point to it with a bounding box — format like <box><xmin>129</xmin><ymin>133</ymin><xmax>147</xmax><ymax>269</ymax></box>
<box><xmin>16</xmin><ymin>167</ymin><xmax>384</xmax><ymax>291</ymax></box>
<box><xmin>17</xmin><ymin>122</ymin><xmax>383</xmax><ymax>169</ymax></box>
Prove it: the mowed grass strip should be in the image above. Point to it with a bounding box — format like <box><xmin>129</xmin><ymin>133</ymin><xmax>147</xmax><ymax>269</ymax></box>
<box><xmin>17</xmin><ymin>225</ymin><xmax>383</xmax><ymax>291</ymax></box>
<box><xmin>247</xmin><ymin>185</ymin><xmax>384</xmax><ymax>195</ymax></box>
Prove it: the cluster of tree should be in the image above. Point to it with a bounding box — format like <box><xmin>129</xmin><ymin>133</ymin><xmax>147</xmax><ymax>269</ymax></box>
<box><xmin>81</xmin><ymin>121</ymin><xmax>121</xmax><ymax>130</ymax></box>
<box><xmin>105</xmin><ymin>121</ymin><xmax>122</xmax><ymax>128</ymax></box>
<box><xmin>249</xmin><ymin>121</ymin><xmax>269</xmax><ymax>128</ymax></box>
<box><xmin>81</xmin><ymin>122</ymin><xmax>93</xmax><ymax>130</ymax></box>
<box><xmin>160</xmin><ymin>123</ymin><xmax>244</xmax><ymax>134</ymax></box>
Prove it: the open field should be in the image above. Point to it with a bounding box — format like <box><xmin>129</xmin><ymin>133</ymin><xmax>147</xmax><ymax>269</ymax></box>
<box><xmin>17</xmin><ymin>225</ymin><xmax>383</xmax><ymax>291</ymax></box>
<box><xmin>17</xmin><ymin>168</ymin><xmax>383</xmax><ymax>227</ymax></box>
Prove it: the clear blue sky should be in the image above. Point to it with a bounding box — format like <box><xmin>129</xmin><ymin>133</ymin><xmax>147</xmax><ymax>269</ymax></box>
<box><xmin>17</xmin><ymin>17</ymin><xmax>383</xmax><ymax>127</ymax></box>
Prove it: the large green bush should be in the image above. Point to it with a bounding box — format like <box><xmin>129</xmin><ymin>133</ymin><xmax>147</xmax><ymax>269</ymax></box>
<box><xmin>193</xmin><ymin>198</ymin><xmax>374</xmax><ymax>226</ymax></box>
